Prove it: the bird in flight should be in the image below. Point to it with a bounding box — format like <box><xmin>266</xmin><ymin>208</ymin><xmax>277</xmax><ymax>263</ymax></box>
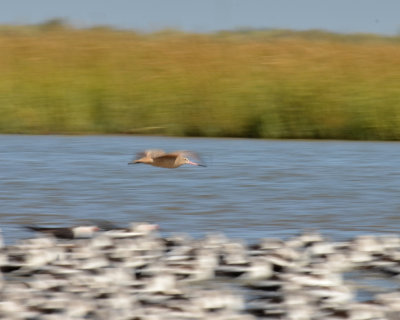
<box><xmin>129</xmin><ymin>149</ymin><xmax>206</xmax><ymax>169</ymax></box>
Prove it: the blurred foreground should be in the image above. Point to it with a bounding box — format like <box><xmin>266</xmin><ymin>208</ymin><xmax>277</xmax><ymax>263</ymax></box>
<box><xmin>1</xmin><ymin>222</ymin><xmax>400</xmax><ymax>319</ymax></box>
<box><xmin>1</xmin><ymin>22</ymin><xmax>400</xmax><ymax>139</ymax></box>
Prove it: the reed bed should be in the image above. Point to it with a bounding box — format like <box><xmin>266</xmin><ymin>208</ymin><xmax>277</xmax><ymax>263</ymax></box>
<box><xmin>1</xmin><ymin>23</ymin><xmax>400</xmax><ymax>139</ymax></box>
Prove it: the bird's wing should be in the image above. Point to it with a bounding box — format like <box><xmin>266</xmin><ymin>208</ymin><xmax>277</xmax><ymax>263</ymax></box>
<box><xmin>155</xmin><ymin>154</ymin><xmax>178</xmax><ymax>160</ymax></box>
<box><xmin>171</xmin><ymin>150</ymin><xmax>203</xmax><ymax>161</ymax></box>
<box><xmin>25</xmin><ymin>225</ymin><xmax>56</xmax><ymax>232</ymax></box>
<box><xmin>25</xmin><ymin>226</ymin><xmax>73</xmax><ymax>239</ymax></box>
<box><xmin>135</xmin><ymin>149</ymin><xmax>166</xmax><ymax>160</ymax></box>
<box><xmin>147</xmin><ymin>154</ymin><xmax>183</xmax><ymax>168</ymax></box>
<box><xmin>87</xmin><ymin>220</ymin><xmax>122</xmax><ymax>231</ymax></box>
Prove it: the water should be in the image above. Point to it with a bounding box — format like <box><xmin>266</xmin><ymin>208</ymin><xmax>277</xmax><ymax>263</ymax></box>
<box><xmin>1</xmin><ymin>134</ymin><xmax>400</xmax><ymax>245</ymax></box>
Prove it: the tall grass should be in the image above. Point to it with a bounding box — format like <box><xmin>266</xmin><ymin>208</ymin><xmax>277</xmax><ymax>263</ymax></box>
<box><xmin>1</xmin><ymin>23</ymin><xmax>400</xmax><ymax>139</ymax></box>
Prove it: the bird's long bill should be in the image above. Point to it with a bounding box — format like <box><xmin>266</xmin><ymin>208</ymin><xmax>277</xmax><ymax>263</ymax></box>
<box><xmin>188</xmin><ymin>160</ymin><xmax>207</xmax><ymax>167</ymax></box>
<box><xmin>128</xmin><ymin>161</ymin><xmax>138</xmax><ymax>165</ymax></box>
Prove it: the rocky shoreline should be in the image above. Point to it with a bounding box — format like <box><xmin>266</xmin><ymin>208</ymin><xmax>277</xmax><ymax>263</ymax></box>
<box><xmin>1</xmin><ymin>223</ymin><xmax>400</xmax><ymax>319</ymax></box>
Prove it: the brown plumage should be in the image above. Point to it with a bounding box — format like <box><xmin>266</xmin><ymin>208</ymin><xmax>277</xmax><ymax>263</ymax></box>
<box><xmin>129</xmin><ymin>149</ymin><xmax>206</xmax><ymax>169</ymax></box>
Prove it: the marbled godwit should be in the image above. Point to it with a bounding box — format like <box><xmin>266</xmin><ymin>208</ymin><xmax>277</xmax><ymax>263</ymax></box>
<box><xmin>128</xmin><ymin>149</ymin><xmax>206</xmax><ymax>168</ymax></box>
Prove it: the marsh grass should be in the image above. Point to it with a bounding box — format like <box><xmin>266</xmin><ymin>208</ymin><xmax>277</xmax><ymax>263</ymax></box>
<box><xmin>1</xmin><ymin>23</ymin><xmax>400</xmax><ymax>139</ymax></box>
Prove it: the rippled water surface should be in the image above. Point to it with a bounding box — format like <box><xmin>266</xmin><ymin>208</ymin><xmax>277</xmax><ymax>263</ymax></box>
<box><xmin>1</xmin><ymin>135</ymin><xmax>400</xmax><ymax>244</ymax></box>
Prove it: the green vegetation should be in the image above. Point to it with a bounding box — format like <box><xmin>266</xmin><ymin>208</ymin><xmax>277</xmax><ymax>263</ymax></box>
<box><xmin>1</xmin><ymin>22</ymin><xmax>400</xmax><ymax>139</ymax></box>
